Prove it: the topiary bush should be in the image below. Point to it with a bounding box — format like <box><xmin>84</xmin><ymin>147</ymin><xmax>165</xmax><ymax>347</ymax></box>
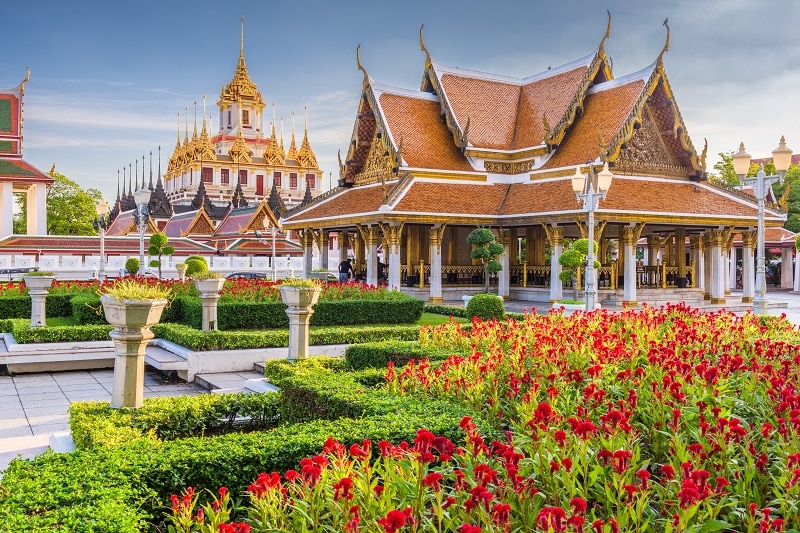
<box><xmin>184</xmin><ymin>258</ymin><xmax>208</xmax><ymax>277</ymax></box>
<box><xmin>465</xmin><ymin>293</ymin><xmax>505</xmax><ymax>321</ymax></box>
<box><xmin>124</xmin><ymin>257</ymin><xmax>139</xmax><ymax>275</ymax></box>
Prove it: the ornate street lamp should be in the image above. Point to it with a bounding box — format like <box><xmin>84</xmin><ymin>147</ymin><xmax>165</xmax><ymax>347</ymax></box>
<box><xmin>93</xmin><ymin>199</ymin><xmax>110</xmax><ymax>280</ymax></box>
<box><xmin>132</xmin><ymin>187</ymin><xmax>152</xmax><ymax>276</ymax></box>
<box><xmin>264</xmin><ymin>217</ymin><xmax>278</xmax><ymax>282</ymax></box>
<box><xmin>571</xmin><ymin>161</ymin><xmax>613</xmax><ymax>312</ymax></box>
<box><xmin>733</xmin><ymin>137</ymin><xmax>793</xmax><ymax>315</ymax></box>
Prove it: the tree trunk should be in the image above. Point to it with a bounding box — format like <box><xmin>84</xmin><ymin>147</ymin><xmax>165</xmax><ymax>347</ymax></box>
<box><xmin>484</xmin><ymin>262</ymin><xmax>489</xmax><ymax>293</ymax></box>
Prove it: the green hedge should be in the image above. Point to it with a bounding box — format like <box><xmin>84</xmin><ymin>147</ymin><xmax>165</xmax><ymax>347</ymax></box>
<box><xmin>180</xmin><ymin>297</ymin><xmax>424</xmax><ymax>330</ymax></box>
<box><xmin>8</xmin><ymin>320</ymin><xmax>113</xmax><ymax>344</ymax></box>
<box><xmin>0</xmin><ymin>293</ymin><xmax>76</xmax><ymax>319</ymax></box>
<box><xmin>344</xmin><ymin>340</ymin><xmax>460</xmax><ymax>370</ymax></box>
<box><xmin>0</xmin><ymin>359</ymin><xmax>490</xmax><ymax>531</ymax></box>
<box><xmin>424</xmin><ymin>304</ymin><xmax>468</xmax><ymax>318</ymax></box>
<box><xmin>151</xmin><ymin>322</ymin><xmax>420</xmax><ymax>351</ymax></box>
<box><xmin>70</xmin><ymin>294</ymin><xmax>106</xmax><ymax>325</ymax></box>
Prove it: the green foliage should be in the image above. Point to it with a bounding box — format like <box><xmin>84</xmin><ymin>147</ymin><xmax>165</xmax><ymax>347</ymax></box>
<box><xmin>185</xmin><ymin>255</ymin><xmax>208</xmax><ymax>266</ymax></box>
<box><xmin>465</xmin><ymin>293</ymin><xmax>505</xmax><ymax>321</ymax></box>
<box><xmin>466</xmin><ymin>226</ymin><xmax>505</xmax><ymax>292</ymax></box>
<box><xmin>344</xmin><ymin>340</ymin><xmax>460</xmax><ymax>370</ymax></box>
<box><xmin>150</xmin><ymin>322</ymin><xmax>420</xmax><ymax>351</ymax></box>
<box><xmin>124</xmin><ymin>257</ymin><xmax>140</xmax><ymax>275</ymax></box>
<box><xmin>424</xmin><ymin>304</ymin><xmax>468</xmax><ymax>318</ymax></box>
<box><xmin>147</xmin><ymin>233</ymin><xmax>174</xmax><ymax>280</ymax></box>
<box><xmin>13</xmin><ymin>170</ymin><xmax>103</xmax><ymax>235</ymax></box>
<box><xmin>70</xmin><ymin>294</ymin><xmax>106</xmax><ymax>325</ymax></box>
<box><xmin>184</xmin><ymin>258</ymin><xmax>207</xmax><ymax>277</ymax></box>
<box><xmin>8</xmin><ymin>319</ymin><xmax>112</xmax><ymax>344</ymax></box>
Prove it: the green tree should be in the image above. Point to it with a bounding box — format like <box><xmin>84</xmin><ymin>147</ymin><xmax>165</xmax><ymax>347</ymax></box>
<box><xmin>148</xmin><ymin>233</ymin><xmax>175</xmax><ymax>280</ymax></box>
<box><xmin>558</xmin><ymin>238</ymin><xmax>599</xmax><ymax>301</ymax></box>
<box><xmin>466</xmin><ymin>227</ymin><xmax>504</xmax><ymax>293</ymax></box>
<box><xmin>13</xmin><ymin>169</ymin><xmax>103</xmax><ymax>235</ymax></box>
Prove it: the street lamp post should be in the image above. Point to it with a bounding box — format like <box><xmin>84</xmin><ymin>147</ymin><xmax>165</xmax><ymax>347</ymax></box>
<box><xmin>93</xmin><ymin>199</ymin><xmax>110</xmax><ymax>280</ymax></box>
<box><xmin>257</xmin><ymin>218</ymin><xmax>279</xmax><ymax>282</ymax></box>
<box><xmin>732</xmin><ymin>137</ymin><xmax>793</xmax><ymax>315</ymax></box>
<box><xmin>571</xmin><ymin>161</ymin><xmax>613</xmax><ymax>312</ymax></box>
<box><xmin>132</xmin><ymin>187</ymin><xmax>152</xmax><ymax>276</ymax></box>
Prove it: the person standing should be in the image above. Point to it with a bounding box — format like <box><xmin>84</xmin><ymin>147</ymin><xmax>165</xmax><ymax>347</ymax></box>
<box><xmin>338</xmin><ymin>257</ymin><xmax>353</xmax><ymax>283</ymax></box>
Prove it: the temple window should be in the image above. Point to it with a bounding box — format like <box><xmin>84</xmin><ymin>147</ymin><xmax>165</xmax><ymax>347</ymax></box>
<box><xmin>274</xmin><ymin>172</ymin><xmax>282</xmax><ymax>187</ymax></box>
<box><xmin>306</xmin><ymin>173</ymin><xmax>316</xmax><ymax>190</ymax></box>
<box><xmin>202</xmin><ymin>167</ymin><xmax>213</xmax><ymax>183</ymax></box>
<box><xmin>239</xmin><ymin>169</ymin><xmax>248</xmax><ymax>185</ymax></box>
<box><xmin>227</xmin><ymin>110</ymin><xmax>232</xmax><ymax>129</ymax></box>
<box><xmin>290</xmin><ymin>173</ymin><xmax>298</xmax><ymax>189</ymax></box>
<box><xmin>242</xmin><ymin>110</ymin><xmax>250</xmax><ymax>127</ymax></box>
<box><xmin>221</xmin><ymin>169</ymin><xmax>230</xmax><ymax>185</ymax></box>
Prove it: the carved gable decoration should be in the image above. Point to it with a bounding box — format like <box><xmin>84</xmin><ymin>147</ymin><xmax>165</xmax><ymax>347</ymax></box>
<box><xmin>614</xmin><ymin>105</ymin><xmax>686</xmax><ymax>178</ymax></box>
<box><xmin>354</xmin><ymin>136</ymin><xmax>393</xmax><ymax>186</ymax></box>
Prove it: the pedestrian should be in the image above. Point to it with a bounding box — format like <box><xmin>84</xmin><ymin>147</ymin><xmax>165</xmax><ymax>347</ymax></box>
<box><xmin>338</xmin><ymin>257</ymin><xmax>353</xmax><ymax>283</ymax></box>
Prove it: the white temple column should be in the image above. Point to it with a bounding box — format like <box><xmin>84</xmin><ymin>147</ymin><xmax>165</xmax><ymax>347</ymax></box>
<box><xmin>546</xmin><ymin>225</ymin><xmax>563</xmax><ymax>302</ymax></box>
<box><xmin>497</xmin><ymin>229</ymin><xmax>511</xmax><ymax>300</ymax></box>
<box><xmin>315</xmin><ymin>230</ymin><xmax>329</xmax><ymax>272</ymax></box>
<box><xmin>709</xmin><ymin>229</ymin><xmax>727</xmax><ymax>304</ymax></box>
<box><xmin>301</xmin><ymin>229</ymin><xmax>313</xmax><ymax>279</ymax></box>
<box><xmin>361</xmin><ymin>225</ymin><xmax>379</xmax><ymax>287</ymax></box>
<box><xmin>741</xmin><ymin>230</ymin><xmax>756</xmax><ymax>303</ymax></box>
<box><xmin>385</xmin><ymin>224</ymin><xmax>404</xmax><ymax>290</ymax></box>
<box><xmin>429</xmin><ymin>224</ymin><xmax>445</xmax><ymax>303</ymax></box>
<box><xmin>703</xmin><ymin>234</ymin><xmax>712</xmax><ymax>300</ymax></box>
<box><xmin>622</xmin><ymin>226</ymin><xmax>640</xmax><ymax>306</ymax></box>
<box><xmin>27</xmin><ymin>183</ymin><xmax>47</xmax><ymax>235</ymax></box>
<box><xmin>0</xmin><ymin>182</ymin><xmax>13</xmax><ymax>238</ymax></box>
<box><xmin>726</xmin><ymin>247</ymin><xmax>735</xmax><ymax>295</ymax></box>
<box><xmin>781</xmin><ymin>248</ymin><xmax>793</xmax><ymax>289</ymax></box>
<box><xmin>794</xmin><ymin>244</ymin><xmax>800</xmax><ymax>293</ymax></box>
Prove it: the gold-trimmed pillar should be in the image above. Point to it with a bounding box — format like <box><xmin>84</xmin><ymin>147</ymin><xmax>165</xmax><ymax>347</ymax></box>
<box><xmin>623</xmin><ymin>224</ymin><xmax>645</xmax><ymax>306</ymax></box>
<box><xmin>497</xmin><ymin>229</ymin><xmax>511</xmax><ymax>300</ymax></box>
<box><xmin>314</xmin><ymin>230</ymin><xmax>329</xmax><ymax>273</ymax></box>
<box><xmin>428</xmin><ymin>224</ymin><xmax>446</xmax><ymax>303</ymax></box>
<box><xmin>544</xmin><ymin>225</ymin><xmax>564</xmax><ymax>302</ymax></box>
<box><xmin>357</xmin><ymin>224</ymin><xmax>380</xmax><ymax>286</ymax></box>
<box><xmin>299</xmin><ymin>229</ymin><xmax>314</xmax><ymax>279</ymax></box>
<box><xmin>708</xmin><ymin>229</ymin><xmax>727</xmax><ymax>304</ymax></box>
<box><xmin>382</xmin><ymin>223</ymin><xmax>404</xmax><ymax>290</ymax></box>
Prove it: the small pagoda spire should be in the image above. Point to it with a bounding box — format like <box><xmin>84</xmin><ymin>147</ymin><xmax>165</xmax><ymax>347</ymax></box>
<box><xmin>263</xmin><ymin>101</ymin><xmax>285</xmax><ymax>165</ymax></box>
<box><xmin>148</xmin><ymin>151</ymin><xmax>154</xmax><ymax>190</ymax></box>
<box><xmin>116</xmin><ymin>169</ymin><xmax>121</xmax><ymax>202</ymax></box>
<box><xmin>301</xmin><ymin>182</ymin><xmax>313</xmax><ymax>205</ymax></box>
<box><xmin>231</xmin><ymin>179</ymin><xmax>248</xmax><ymax>208</ymax></box>
<box><xmin>134</xmin><ymin>158</ymin><xmax>139</xmax><ymax>191</ymax></box>
<box><xmin>191</xmin><ymin>178</ymin><xmax>212</xmax><ymax>214</ymax></box>
<box><xmin>296</xmin><ymin>105</ymin><xmax>318</xmax><ymax>168</ymax></box>
<box><xmin>192</xmin><ymin>101</ymin><xmax>198</xmax><ymax>141</ymax></box>
<box><xmin>267</xmin><ymin>181</ymin><xmax>285</xmax><ymax>218</ymax></box>
<box><xmin>201</xmin><ymin>95</ymin><xmax>209</xmax><ymax>139</ymax></box>
<box><xmin>287</xmin><ymin>112</ymin><xmax>298</xmax><ymax>160</ymax></box>
<box><xmin>128</xmin><ymin>163</ymin><xmax>133</xmax><ymax>195</ymax></box>
<box><xmin>279</xmin><ymin>116</ymin><xmax>287</xmax><ymax>160</ymax></box>
<box><xmin>148</xmin><ymin>146</ymin><xmax>173</xmax><ymax>218</ymax></box>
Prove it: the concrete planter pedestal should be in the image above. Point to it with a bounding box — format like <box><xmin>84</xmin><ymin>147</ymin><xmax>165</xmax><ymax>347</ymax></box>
<box><xmin>23</xmin><ymin>276</ymin><xmax>55</xmax><ymax>328</ymax></box>
<box><xmin>280</xmin><ymin>285</ymin><xmax>322</xmax><ymax>362</ymax></box>
<box><xmin>194</xmin><ymin>278</ymin><xmax>226</xmax><ymax>332</ymax></box>
<box><xmin>176</xmin><ymin>264</ymin><xmax>187</xmax><ymax>281</ymax></box>
<box><xmin>100</xmin><ymin>295</ymin><xmax>167</xmax><ymax>408</ymax></box>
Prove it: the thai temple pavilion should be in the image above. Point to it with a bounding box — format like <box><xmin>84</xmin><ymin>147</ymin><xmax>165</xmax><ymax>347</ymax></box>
<box><xmin>162</xmin><ymin>18</ymin><xmax>322</xmax><ymax>215</ymax></box>
<box><xmin>0</xmin><ymin>70</ymin><xmax>52</xmax><ymax>239</ymax></box>
<box><xmin>282</xmin><ymin>18</ymin><xmax>787</xmax><ymax>306</ymax></box>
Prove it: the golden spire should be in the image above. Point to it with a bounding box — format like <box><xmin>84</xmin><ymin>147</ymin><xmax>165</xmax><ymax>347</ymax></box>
<box><xmin>229</xmin><ymin>97</ymin><xmax>252</xmax><ymax>164</ymax></box>
<box><xmin>296</xmin><ymin>105</ymin><xmax>318</xmax><ymax>168</ymax></box>
<box><xmin>201</xmin><ymin>95</ymin><xmax>208</xmax><ymax>139</ymax></box>
<box><xmin>192</xmin><ymin>100</ymin><xmax>198</xmax><ymax>141</ymax></box>
<box><xmin>287</xmin><ymin>112</ymin><xmax>298</xmax><ymax>160</ymax></box>
<box><xmin>218</xmin><ymin>16</ymin><xmax>265</xmax><ymax>109</ymax></box>
<box><xmin>264</xmin><ymin>101</ymin><xmax>285</xmax><ymax>165</ymax></box>
<box><xmin>279</xmin><ymin>115</ymin><xmax>287</xmax><ymax>161</ymax></box>
<box><xmin>197</xmin><ymin>95</ymin><xmax>217</xmax><ymax>162</ymax></box>
<box><xmin>184</xmin><ymin>106</ymin><xmax>189</xmax><ymax>144</ymax></box>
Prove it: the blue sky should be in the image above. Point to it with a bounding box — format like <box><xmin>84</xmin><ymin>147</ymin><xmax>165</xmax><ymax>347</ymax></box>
<box><xmin>3</xmin><ymin>0</ymin><xmax>800</xmax><ymax>203</ymax></box>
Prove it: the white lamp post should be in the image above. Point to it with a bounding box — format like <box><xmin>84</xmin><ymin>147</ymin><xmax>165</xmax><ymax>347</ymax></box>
<box><xmin>263</xmin><ymin>217</ymin><xmax>278</xmax><ymax>282</ymax></box>
<box><xmin>93</xmin><ymin>199</ymin><xmax>110</xmax><ymax>280</ymax></box>
<box><xmin>733</xmin><ymin>137</ymin><xmax>793</xmax><ymax>315</ymax></box>
<box><xmin>571</xmin><ymin>161</ymin><xmax>613</xmax><ymax>312</ymax></box>
<box><xmin>133</xmin><ymin>187</ymin><xmax>152</xmax><ymax>276</ymax></box>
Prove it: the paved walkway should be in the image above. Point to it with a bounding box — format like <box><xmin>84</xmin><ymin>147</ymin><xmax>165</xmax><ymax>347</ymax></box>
<box><xmin>1</xmin><ymin>289</ymin><xmax>799</xmax><ymax>473</ymax></box>
<box><xmin>0</xmin><ymin>369</ymin><xmax>203</xmax><ymax>470</ymax></box>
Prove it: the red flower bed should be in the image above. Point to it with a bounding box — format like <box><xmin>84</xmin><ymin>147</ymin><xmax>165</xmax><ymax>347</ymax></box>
<box><xmin>167</xmin><ymin>304</ymin><xmax>800</xmax><ymax>531</ymax></box>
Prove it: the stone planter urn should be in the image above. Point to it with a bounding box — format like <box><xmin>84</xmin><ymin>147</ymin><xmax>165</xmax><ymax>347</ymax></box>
<box><xmin>175</xmin><ymin>263</ymin><xmax>187</xmax><ymax>281</ymax></box>
<box><xmin>23</xmin><ymin>275</ymin><xmax>55</xmax><ymax>328</ymax></box>
<box><xmin>194</xmin><ymin>277</ymin><xmax>226</xmax><ymax>332</ymax></box>
<box><xmin>279</xmin><ymin>285</ymin><xmax>322</xmax><ymax>362</ymax></box>
<box><xmin>100</xmin><ymin>295</ymin><xmax>168</xmax><ymax>409</ymax></box>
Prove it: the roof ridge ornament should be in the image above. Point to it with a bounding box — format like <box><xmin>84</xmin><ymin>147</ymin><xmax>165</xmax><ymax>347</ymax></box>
<box><xmin>419</xmin><ymin>24</ymin><xmax>432</xmax><ymax>66</ymax></box>
<box><xmin>20</xmin><ymin>67</ymin><xmax>30</xmax><ymax>92</ymax></box>
<box><xmin>657</xmin><ymin>18</ymin><xmax>670</xmax><ymax>64</ymax></box>
<box><xmin>356</xmin><ymin>44</ymin><xmax>369</xmax><ymax>85</ymax></box>
<box><xmin>599</xmin><ymin>10</ymin><xmax>612</xmax><ymax>54</ymax></box>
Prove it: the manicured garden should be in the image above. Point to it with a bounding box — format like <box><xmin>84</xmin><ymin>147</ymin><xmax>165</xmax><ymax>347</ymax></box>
<box><xmin>1</xmin><ymin>303</ymin><xmax>799</xmax><ymax>532</ymax></box>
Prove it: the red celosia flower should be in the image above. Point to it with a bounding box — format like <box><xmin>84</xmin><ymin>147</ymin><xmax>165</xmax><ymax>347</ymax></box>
<box><xmin>492</xmin><ymin>503</ymin><xmax>511</xmax><ymax>526</ymax></box>
<box><xmin>570</xmin><ymin>497</ymin><xmax>587</xmax><ymax>514</ymax></box>
<box><xmin>423</xmin><ymin>472</ymin><xmax>443</xmax><ymax>491</ymax></box>
<box><xmin>378</xmin><ymin>509</ymin><xmax>407</xmax><ymax>533</ymax></box>
<box><xmin>333</xmin><ymin>477</ymin><xmax>354</xmax><ymax>501</ymax></box>
<box><xmin>458</xmin><ymin>525</ymin><xmax>481</xmax><ymax>533</ymax></box>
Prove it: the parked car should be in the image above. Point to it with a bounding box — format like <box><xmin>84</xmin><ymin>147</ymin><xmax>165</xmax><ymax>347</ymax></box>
<box><xmin>226</xmin><ymin>271</ymin><xmax>268</xmax><ymax>279</ymax></box>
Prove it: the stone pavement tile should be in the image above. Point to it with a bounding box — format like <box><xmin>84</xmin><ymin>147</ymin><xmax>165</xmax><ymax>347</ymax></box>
<box><xmin>58</xmin><ymin>382</ymin><xmax>108</xmax><ymax>393</ymax></box>
<box><xmin>0</xmin><ymin>406</ymin><xmax>24</xmax><ymax>419</ymax></box>
<box><xmin>0</xmin><ymin>418</ymin><xmax>29</xmax><ymax>431</ymax></box>
<box><xmin>0</xmin><ymin>425</ymin><xmax>33</xmax><ymax>439</ymax></box>
<box><xmin>21</xmin><ymin>396</ymin><xmax>70</xmax><ymax>407</ymax></box>
<box><xmin>52</xmin><ymin>373</ymin><xmax>101</xmax><ymax>385</ymax></box>
<box><xmin>18</xmin><ymin>391</ymin><xmax>66</xmax><ymax>403</ymax></box>
<box><xmin>13</xmin><ymin>382</ymin><xmax>58</xmax><ymax>393</ymax></box>
<box><xmin>65</xmin><ymin>392</ymin><xmax>111</xmax><ymax>403</ymax></box>
<box><xmin>26</xmin><ymin>413</ymin><xmax>68</xmax><ymax>426</ymax></box>
<box><xmin>23</xmin><ymin>406</ymin><xmax>70</xmax><ymax>419</ymax></box>
<box><xmin>30</xmin><ymin>422</ymin><xmax>71</xmax><ymax>435</ymax></box>
<box><xmin>0</xmin><ymin>388</ymin><xmax>20</xmax><ymax>397</ymax></box>
<box><xmin>12</xmin><ymin>374</ymin><xmax>58</xmax><ymax>384</ymax></box>
<box><xmin>145</xmin><ymin>384</ymin><xmax>201</xmax><ymax>393</ymax></box>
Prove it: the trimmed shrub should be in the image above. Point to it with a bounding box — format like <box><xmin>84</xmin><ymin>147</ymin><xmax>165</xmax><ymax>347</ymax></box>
<box><xmin>0</xmin><ymin>294</ymin><xmax>30</xmax><ymax>319</ymax></box>
<box><xmin>45</xmin><ymin>294</ymin><xmax>74</xmax><ymax>317</ymax></box>
<box><xmin>466</xmin><ymin>293</ymin><xmax>505</xmax><ymax>320</ymax></box>
<box><xmin>184</xmin><ymin>258</ymin><xmax>207</xmax><ymax>277</ymax></box>
<box><xmin>70</xmin><ymin>293</ymin><xmax>106</xmax><ymax>325</ymax></box>
<box><xmin>344</xmin><ymin>340</ymin><xmax>459</xmax><ymax>370</ymax></box>
<box><xmin>10</xmin><ymin>321</ymin><xmax>113</xmax><ymax>344</ymax></box>
<box><xmin>124</xmin><ymin>257</ymin><xmax>139</xmax><ymax>275</ymax></box>
<box><xmin>424</xmin><ymin>304</ymin><xmax>468</xmax><ymax>318</ymax></box>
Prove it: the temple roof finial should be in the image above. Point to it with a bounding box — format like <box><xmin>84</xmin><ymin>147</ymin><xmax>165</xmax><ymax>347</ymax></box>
<box><xmin>419</xmin><ymin>24</ymin><xmax>431</xmax><ymax>63</ymax></box>
<box><xmin>20</xmin><ymin>67</ymin><xmax>30</xmax><ymax>92</ymax></box>
<box><xmin>657</xmin><ymin>18</ymin><xmax>670</xmax><ymax>64</ymax></box>
<box><xmin>192</xmin><ymin>100</ymin><xmax>198</xmax><ymax>140</ymax></box>
<box><xmin>356</xmin><ymin>44</ymin><xmax>369</xmax><ymax>82</ymax></box>
<box><xmin>599</xmin><ymin>10</ymin><xmax>612</xmax><ymax>53</ymax></box>
<box><xmin>240</xmin><ymin>15</ymin><xmax>245</xmax><ymax>58</ymax></box>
